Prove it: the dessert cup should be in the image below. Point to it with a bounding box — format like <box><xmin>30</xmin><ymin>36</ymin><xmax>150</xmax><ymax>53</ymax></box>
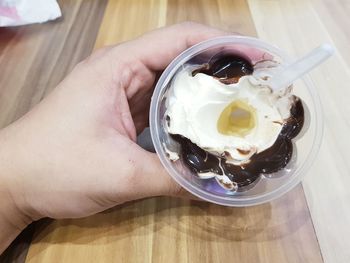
<box><xmin>150</xmin><ymin>36</ymin><xmax>323</xmax><ymax>206</ymax></box>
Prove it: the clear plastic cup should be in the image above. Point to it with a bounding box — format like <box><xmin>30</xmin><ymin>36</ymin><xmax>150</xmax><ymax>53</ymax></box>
<box><xmin>149</xmin><ymin>36</ymin><xmax>323</xmax><ymax>207</ymax></box>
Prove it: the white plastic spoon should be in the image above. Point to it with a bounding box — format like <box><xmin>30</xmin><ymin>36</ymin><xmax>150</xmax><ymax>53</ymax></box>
<box><xmin>268</xmin><ymin>44</ymin><xmax>335</xmax><ymax>91</ymax></box>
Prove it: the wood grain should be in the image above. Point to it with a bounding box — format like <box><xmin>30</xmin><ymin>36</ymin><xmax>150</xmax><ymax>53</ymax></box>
<box><xmin>0</xmin><ymin>0</ymin><xmax>107</xmax><ymax>128</ymax></box>
<box><xmin>25</xmin><ymin>1</ymin><xmax>323</xmax><ymax>263</ymax></box>
<box><xmin>27</xmin><ymin>193</ymin><xmax>321</xmax><ymax>263</ymax></box>
<box><xmin>248</xmin><ymin>0</ymin><xmax>350</xmax><ymax>262</ymax></box>
<box><xmin>94</xmin><ymin>0</ymin><xmax>168</xmax><ymax>48</ymax></box>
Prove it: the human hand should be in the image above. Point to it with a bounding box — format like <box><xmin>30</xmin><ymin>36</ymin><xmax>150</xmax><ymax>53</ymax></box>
<box><xmin>0</xmin><ymin>23</ymin><xmax>232</xmax><ymax>239</ymax></box>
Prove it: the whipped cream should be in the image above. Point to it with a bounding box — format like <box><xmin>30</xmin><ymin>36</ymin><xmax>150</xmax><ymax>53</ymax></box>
<box><xmin>165</xmin><ymin>65</ymin><xmax>293</xmax><ymax>164</ymax></box>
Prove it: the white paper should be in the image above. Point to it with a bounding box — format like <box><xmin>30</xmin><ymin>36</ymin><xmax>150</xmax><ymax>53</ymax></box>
<box><xmin>0</xmin><ymin>0</ymin><xmax>61</xmax><ymax>27</ymax></box>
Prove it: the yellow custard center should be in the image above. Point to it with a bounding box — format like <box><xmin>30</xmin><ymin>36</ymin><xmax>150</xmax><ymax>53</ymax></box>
<box><xmin>217</xmin><ymin>100</ymin><xmax>257</xmax><ymax>137</ymax></box>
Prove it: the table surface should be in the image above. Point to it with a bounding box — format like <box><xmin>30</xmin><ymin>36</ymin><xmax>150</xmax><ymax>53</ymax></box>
<box><xmin>1</xmin><ymin>0</ymin><xmax>349</xmax><ymax>262</ymax></box>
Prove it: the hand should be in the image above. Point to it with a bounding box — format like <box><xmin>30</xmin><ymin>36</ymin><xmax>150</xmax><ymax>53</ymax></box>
<box><xmin>0</xmin><ymin>22</ymin><xmax>230</xmax><ymax>239</ymax></box>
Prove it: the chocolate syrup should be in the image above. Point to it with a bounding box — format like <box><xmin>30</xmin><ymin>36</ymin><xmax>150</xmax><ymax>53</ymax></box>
<box><xmin>170</xmin><ymin>55</ymin><xmax>304</xmax><ymax>189</ymax></box>
<box><xmin>193</xmin><ymin>55</ymin><xmax>254</xmax><ymax>84</ymax></box>
<box><xmin>172</xmin><ymin>134</ymin><xmax>293</xmax><ymax>187</ymax></box>
<box><xmin>280</xmin><ymin>97</ymin><xmax>304</xmax><ymax>139</ymax></box>
<box><xmin>172</xmin><ymin>135</ymin><xmax>222</xmax><ymax>175</ymax></box>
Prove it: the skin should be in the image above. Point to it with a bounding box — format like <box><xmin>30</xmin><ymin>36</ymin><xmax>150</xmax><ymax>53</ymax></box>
<box><xmin>0</xmin><ymin>22</ymin><xmax>232</xmax><ymax>253</ymax></box>
<box><xmin>0</xmin><ymin>22</ymin><xmax>268</xmax><ymax>254</ymax></box>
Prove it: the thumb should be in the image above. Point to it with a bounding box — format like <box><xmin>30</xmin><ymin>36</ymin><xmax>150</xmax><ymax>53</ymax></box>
<box><xmin>134</xmin><ymin>149</ymin><xmax>194</xmax><ymax>199</ymax></box>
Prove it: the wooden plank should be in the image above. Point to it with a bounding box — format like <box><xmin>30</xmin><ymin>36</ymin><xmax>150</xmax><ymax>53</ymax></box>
<box><xmin>310</xmin><ymin>0</ymin><xmax>350</xmax><ymax>69</ymax></box>
<box><xmin>248</xmin><ymin>0</ymin><xmax>350</xmax><ymax>262</ymax></box>
<box><xmin>27</xmin><ymin>192</ymin><xmax>321</xmax><ymax>263</ymax></box>
<box><xmin>0</xmin><ymin>0</ymin><xmax>107</xmax><ymax>128</ymax></box>
<box><xmin>0</xmin><ymin>0</ymin><xmax>107</xmax><ymax>262</ymax></box>
<box><xmin>94</xmin><ymin>0</ymin><xmax>168</xmax><ymax>48</ymax></box>
<box><xmin>25</xmin><ymin>1</ymin><xmax>323</xmax><ymax>262</ymax></box>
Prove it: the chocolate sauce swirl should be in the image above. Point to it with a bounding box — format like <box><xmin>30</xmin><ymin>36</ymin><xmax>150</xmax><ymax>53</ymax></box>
<box><xmin>170</xmin><ymin>55</ymin><xmax>305</xmax><ymax>189</ymax></box>
<box><xmin>280</xmin><ymin>97</ymin><xmax>305</xmax><ymax>139</ymax></box>
<box><xmin>172</xmin><ymin>135</ymin><xmax>222</xmax><ymax>175</ymax></box>
<box><xmin>193</xmin><ymin>55</ymin><xmax>254</xmax><ymax>84</ymax></box>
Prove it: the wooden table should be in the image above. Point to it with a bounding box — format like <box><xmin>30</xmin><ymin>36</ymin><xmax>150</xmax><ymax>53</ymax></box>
<box><xmin>1</xmin><ymin>0</ymin><xmax>349</xmax><ymax>262</ymax></box>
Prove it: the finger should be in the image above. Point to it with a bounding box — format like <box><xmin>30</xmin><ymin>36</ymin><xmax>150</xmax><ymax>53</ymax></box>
<box><xmin>133</xmin><ymin>149</ymin><xmax>207</xmax><ymax>203</ymax></box>
<box><xmin>169</xmin><ymin>186</ymin><xmax>203</xmax><ymax>202</ymax></box>
<box><xmin>115</xmin><ymin>87</ymin><xmax>137</xmax><ymax>141</ymax></box>
<box><xmin>132</xmin><ymin>148</ymin><xmax>192</xmax><ymax>198</ymax></box>
<box><xmin>117</xmin><ymin>22</ymin><xmax>231</xmax><ymax>71</ymax></box>
<box><xmin>129</xmin><ymin>88</ymin><xmax>152</xmax><ymax>134</ymax></box>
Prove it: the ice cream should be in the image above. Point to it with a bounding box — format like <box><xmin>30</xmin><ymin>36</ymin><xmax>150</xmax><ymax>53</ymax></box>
<box><xmin>164</xmin><ymin>55</ymin><xmax>304</xmax><ymax>191</ymax></box>
<box><xmin>166</xmin><ymin>66</ymin><xmax>293</xmax><ymax>163</ymax></box>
